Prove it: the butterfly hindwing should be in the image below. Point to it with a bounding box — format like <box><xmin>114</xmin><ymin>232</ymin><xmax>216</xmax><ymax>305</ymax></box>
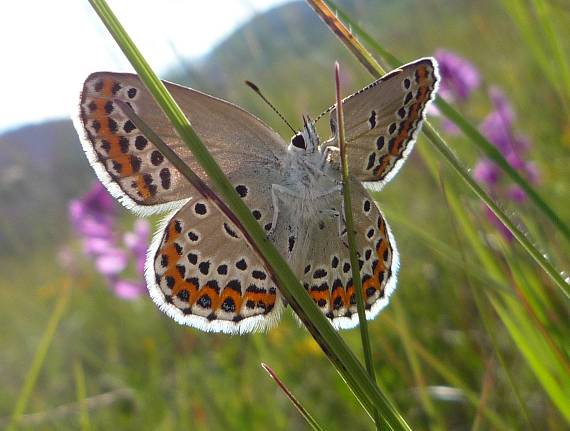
<box><xmin>293</xmin><ymin>180</ymin><xmax>398</xmax><ymax>329</ymax></box>
<box><xmin>76</xmin><ymin>72</ymin><xmax>286</xmax><ymax>215</ymax></box>
<box><xmin>148</xmin><ymin>177</ymin><xmax>284</xmax><ymax>334</ymax></box>
<box><xmin>326</xmin><ymin>58</ymin><xmax>439</xmax><ymax>188</ymax></box>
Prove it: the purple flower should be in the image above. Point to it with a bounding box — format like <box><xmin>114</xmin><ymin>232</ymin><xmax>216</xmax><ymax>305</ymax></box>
<box><xmin>472</xmin><ymin>87</ymin><xmax>540</xmax><ymax>241</ymax></box>
<box><xmin>484</xmin><ymin>206</ymin><xmax>513</xmax><ymax>241</ymax></box>
<box><xmin>68</xmin><ymin>182</ymin><xmax>150</xmax><ymax>300</ymax></box>
<box><xmin>69</xmin><ymin>183</ymin><xmax>116</xmax><ymax>240</ymax></box>
<box><xmin>95</xmin><ymin>249</ymin><xmax>128</xmax><ymax>276</ymax></box>
<box><xmin>430</xmin><ymin>52</ymin><xmax>541</xmax><ymax>242</ymax></box>
<box><xmin>113</xmin><ymin>280</ymin><xmax>146</xmax><ymax>300</ymax></box>
<box><xmin>524</xmin><ymin>161</ymin><xmax>540</xmax><ymax>184</ymax></box>
<box><xmin>124</xmin><ymin>220</ymin><xmax>151</xmax><ymax>275</ymax></box>
<box><xmin>83</xmin><ymin>236</ymin><xmax>115</xmax><ymax>256</ymax></box>
<box><xmin>434</xmin><ymin>49</ymin><xmax>480</xmax><ymax>102</ymax></box>
<box><xmin>506</xmin><ymin>185</ymin><xmax>527</xmax><ymax>204</ymax></box>
<box><xmin>473</xmin><ymin>159</ymin><xmax>501</xmax><ymax>186</ymax></box>
<box><xmin>479</xmin><ymin>87</ymin><xmax>536</xmax><ymax>171</ymax></box>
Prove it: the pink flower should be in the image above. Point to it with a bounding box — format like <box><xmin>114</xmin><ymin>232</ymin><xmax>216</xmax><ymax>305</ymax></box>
<box><xmin>95</xmin><ymin>249</ymin><xmax>128</xmax><ymax>276</ymax></box>
<box><xmin>113</xmin><ymin>280</ymin><xmax>146</xmax><ymax>300</ymax></box>
<box><xmin>506</xmin><ymin>185</ymin><xmax>527</xmax><ymax>204</ymax></box>
<box><xmin>124</xmin><ymin>220</ymin><xmax>151</xmax><ymax>275</ymax></box>
<box><xmin>484</xmin><ymin>206</ymin><xmax>513</xmax><ymax>241</ymax></box>
<box><xmin>68</xmin><ymin>182</ymin><xmax>150</xmax><ymax>300</ymax></box>
<box><xmin>473</xmin><ymin>159</ymin><xmax>501</xmax><ymax>186</ymax></box>
<box><xmin>434</xmin><ymin>49</ymin><xmax>480</xmax><ymax>102</ymax></box>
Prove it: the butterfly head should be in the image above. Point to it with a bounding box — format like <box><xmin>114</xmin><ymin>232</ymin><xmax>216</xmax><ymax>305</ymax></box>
<box><xmin>289</xmin><ymin>115</ymin><xmax>319</xmax><ymax>154</ymax></box>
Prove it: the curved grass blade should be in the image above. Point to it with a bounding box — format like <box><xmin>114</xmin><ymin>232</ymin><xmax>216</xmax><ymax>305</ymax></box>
<box><xmin>335</xmin><ymin>62</ymin><xmax>380</xmax><ymax>430</ymax></box>
<box><xmin>488</xmin><ymin>293</ymin><xmax>570</xmax><ymax>422</ymax></box>
<box><xmin>8</xmin><ymin>279</ymin><xmax>71</xmax><ymax>431</ymax></box>
<box><xmin>73</xmin><ymin>360</ymin><xmax>91</xmax><ymax>431</ymax></box>
<box><xmin>383</xmin><ymin>315</ymin><xmax>511</xmax><ymax>431</ymax></box>
<box><xmin>87</xmin><ymin>1</ymin><xmax>412</xmax><ymax>428</ymax></box>
<box><xmin>440</xmin><ymin>181</ymin><xmax>537</xmax><ymax>430</ymax></box>
<box><xmin>261</xmin><ymin>363</ymin><xmax>325</xmax><ymax>431</ymax></box>
<box><xmin>321</xmin><ymin>0</ymin><xmax>570</xmax><ymax>242</ymax></box>
<box><xmin>306</xmin><ymin>0</ymin><xmax>569</xmax><ymax>298</ymax></box>
<box><xmin>499</xmin><ymin>0</ymin><xmax>570</xmax><ymax>113</ymax></box>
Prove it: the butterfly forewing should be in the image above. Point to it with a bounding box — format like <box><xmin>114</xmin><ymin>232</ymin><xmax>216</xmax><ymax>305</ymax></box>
<box><xmin>327</xmin><ymin>58</ymin><xmax>439</xmax><ymax>187</ymax></box>
<box><xmin>76</xmin><ymin>72</ymin><xmax>286</xmax><ymax>215</ymax></box>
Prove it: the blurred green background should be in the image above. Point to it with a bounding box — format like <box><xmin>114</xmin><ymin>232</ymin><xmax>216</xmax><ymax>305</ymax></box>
<box><xmin>0</xmin><ymin>0</ymin><xmax>568</xmax><ymax>429</ymax></box>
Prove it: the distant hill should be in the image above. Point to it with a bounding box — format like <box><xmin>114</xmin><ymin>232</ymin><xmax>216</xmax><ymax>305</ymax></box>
<box><xmin>1</xmin><ymin>0</ymin><xmax>487</xmax><ymax>253</ymax></box>
<box><xmin>0</xmin><ymin>0</ymin><xmax>369</xmax><ymax>252</ymax></box>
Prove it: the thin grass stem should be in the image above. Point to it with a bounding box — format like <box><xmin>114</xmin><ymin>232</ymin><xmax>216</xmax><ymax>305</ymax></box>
<box><xmin>261</xmin><ymin>363</ymin><xmax>326</xmax><ymax>431</ymax></box>
<box><xmin>383</xmin><ymin>316</ymin><xmax>511</xmax><ymax>431</ymax></box>
<box><xmin>8</xmin><ymin>279</ymin><xmax>71</xmax><ymax>431</ymax></box>
<box><xmin>73</xmin><ymin>359</ymin><xmax>91</xmax><ymax>431</ymax></box>
<box><xmin>335</xmin><ymin>62</ymin><xmax>381</xmax><ymax>430</ymax></box>
<box><xmin>440</xmin><ymin>179</ymin><xmax>537</xmax><ymax>430</ymax></box>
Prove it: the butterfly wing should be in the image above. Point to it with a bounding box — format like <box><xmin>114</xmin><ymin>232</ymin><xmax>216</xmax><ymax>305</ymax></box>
<box><xmin>148</xmin><ymin>178</ymin><xmax>284</xmax><ymax>334</ymax></box>
<box><xmin>291</xmin><ymin>180</ymin><xmax>398</xmax><ymax>329</ymax></box>
<box><xmin>326</xmin><ymin>58</ymin><xmax>439</xmax><ymax>188</ymax></box>
<box><xmin>75</xmin><ymin>72</ymin><xmax>287</xmax><ymax>215</ymax></box>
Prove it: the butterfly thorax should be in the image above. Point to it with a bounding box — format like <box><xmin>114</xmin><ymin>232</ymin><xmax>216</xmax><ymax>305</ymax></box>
<box><xmin>282</xmin><ymin>121</ymin><xmax>340</xmax><ymax>198</ymax></box>
<box><xmin>270</xmin><ymin>121</ymin><xmax>343</xmax><ymax>273</ymax></box>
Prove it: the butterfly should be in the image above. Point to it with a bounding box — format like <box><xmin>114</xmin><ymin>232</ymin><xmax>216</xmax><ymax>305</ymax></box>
<box><xmin>74</xmin><ymin>58</ymin><xmax>439</xmax><ymax>334</ymax></box>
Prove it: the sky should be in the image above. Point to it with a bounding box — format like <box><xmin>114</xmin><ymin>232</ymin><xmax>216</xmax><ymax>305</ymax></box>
<box><xmin>0</xmin><ymin>0</ymin><xmax>291</xmax><ymax>133</ymax></box>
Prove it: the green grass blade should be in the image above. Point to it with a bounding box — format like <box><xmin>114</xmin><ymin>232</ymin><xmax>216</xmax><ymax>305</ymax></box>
<box><xmin>335</xmin><ymin>62</ymin><xmax>380</xmax><ymax>430</ymax></box>
<box><xmin>8</xmin><ymin>279</ymin><xmax>71</xmax><ymax>431</ymax></box>
<box><xmin>440</xmin><ymin>180</ymin><xmax>537</xmax><ymax>430</ymax></box>
<box><xmin>307</xmin><ymin>0</ymin><xmax>569</xmax><ymax>297</ymax></box>
<box><xmin>321</xmin><ymin>0</ymin><xmax>570</xmax><ymax>243</ymax></box>
<box><xmin>261</xmin><ymin>363</ymin><xmax>326</xmax><ymax>431</ymax></box>
<box><xmin>383</xmin><ymin>316</ymin><xmax>511</xmax><ymax>431</ymax></box>
<box><xmin>499</xmin><ymin>0</ymin><xmax>570</xmax><ymax>112</ymax></box>
<box><xmin>392</xmin><ymin>300</ymin><xmax>444</xmax><ymax>431</ymax></box>
<box><xmin>439</xmin><ymin>164</ymin><xmax>569</xmax><ymax>423</ymax></box>
<box><xmin>87</xmin><ymin>1</ymin><xmax>411</xmax><ymax>428</ymax></box>
<box><xmin>530</xmin><ymin>0</ymin><xmax>570</xmax><ymax>106</ymax></box>
<box><xmin>489</xmin><ymin>293</ymin><xmax>570</xmax><ymax>422</ymax></box>
<box><xmin>73</xmin><ymin>359</ymin><xmax>91</xmax><ymax>431</ymax></box>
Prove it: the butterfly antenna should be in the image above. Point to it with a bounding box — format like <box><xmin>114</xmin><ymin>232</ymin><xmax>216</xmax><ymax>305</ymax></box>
<box><xmin>245</xmin><ymin>80</ymin><xmax>297</xmax><ymax>134</ymax></box>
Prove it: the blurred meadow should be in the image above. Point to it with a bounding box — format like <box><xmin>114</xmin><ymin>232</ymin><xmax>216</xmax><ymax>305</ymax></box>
<box><xmin>1</xmin><ymin>0</ymin><xmax>569</xmax><ymax>429</ymax></box>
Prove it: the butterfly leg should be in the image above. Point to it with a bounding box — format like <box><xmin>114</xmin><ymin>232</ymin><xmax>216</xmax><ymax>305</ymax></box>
<box><xmin>270</xmin><ymin>184</ymin><xmax>302</xmax><ymax>236</ymax></box>
<box><xmin>319</xmin><ymin>143</ymin><xmax>339</xmax><ymax>167</ymax></box>
<box><xmin>314</xmin><ymin>185</ymin><xmax>342</xmax><ymax>199</ymax></box>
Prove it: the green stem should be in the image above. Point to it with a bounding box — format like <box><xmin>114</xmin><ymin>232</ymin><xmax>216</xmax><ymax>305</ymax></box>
<box><xmin>335</xmin><ymin>62</ymin><xmax>381</xmax><ymax>430</ymax></box>
<box><xmin>8</xmin><ymin>279</ymin><xmax>71</xmax><ymax>431</ymax></box>
<box><xmin>88</xmin><ymin>0</ymin><xmax>411</xmax><ymax>429</ymax></box>
<box><xmin>261</xmin><ymin>363</ymin><xmax>326</xmax><ymax>431</ymax></box>
<box><xmin>73</xmin><ymin>359</ymin><xmax>91</xmax><ymax>431</ymax></box>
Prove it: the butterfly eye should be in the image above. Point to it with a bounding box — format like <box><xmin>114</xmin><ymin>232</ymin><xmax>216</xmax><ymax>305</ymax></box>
<box><xmin>292</xmin><ymin>134</ymin><xmax>306</xmax><ymax>149</ymax></box>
